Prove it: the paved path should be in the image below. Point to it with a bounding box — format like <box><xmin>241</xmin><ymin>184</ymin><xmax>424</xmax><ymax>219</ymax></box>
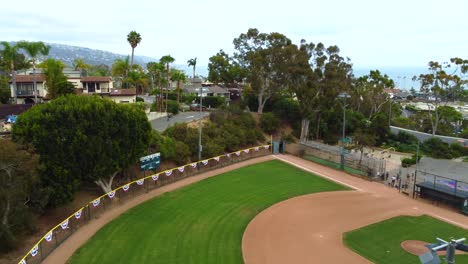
<box><xmin>150</xmin><ymin>111</ymin><xmax>209</xmax><ymax>132</ymax></box>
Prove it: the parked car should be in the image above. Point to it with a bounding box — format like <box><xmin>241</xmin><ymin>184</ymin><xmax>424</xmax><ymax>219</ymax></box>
<box><xmin>190</xmin><ymin>104</ymin><xmax>207</xmax><ymax>111</ymax></box>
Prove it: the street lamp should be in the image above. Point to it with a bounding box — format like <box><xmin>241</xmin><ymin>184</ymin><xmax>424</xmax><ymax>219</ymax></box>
<box><xmin>337</xmin><ymin>92</ymin><xmax>351</xmax><ymax>170</ymax></box>
<box><xmin>198</xmin><ymin>86</ymin><xmax>203</xmax><ymax>161</ymax></box>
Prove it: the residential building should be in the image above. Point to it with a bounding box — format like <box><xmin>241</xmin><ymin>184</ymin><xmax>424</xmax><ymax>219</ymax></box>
<box><xmin>9</xmin><ymin>68</ymin><xmax>135</xmax><ymax>104</ymax></box>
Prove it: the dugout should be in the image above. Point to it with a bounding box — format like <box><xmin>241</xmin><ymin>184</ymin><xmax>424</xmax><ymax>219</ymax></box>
<box><xmin>416</xmin><ymin>181</ymin><xmax>468</xmax><ymax>215</ymax></box>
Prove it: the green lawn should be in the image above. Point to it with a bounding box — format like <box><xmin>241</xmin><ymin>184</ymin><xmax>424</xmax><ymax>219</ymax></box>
<box><xmin>303</xmin><ymin>154</ymin><xmax>367</xmax><ymax>176</ymax></box>
<box><xmin>344</xmin><ymin>215</ymin><xmax>468</xmax><ymax>264</ymax></box>
<box><xmin>69</xmin><ymin>160</ymin><xmax>348</xmax><ymax>264</ymax></box>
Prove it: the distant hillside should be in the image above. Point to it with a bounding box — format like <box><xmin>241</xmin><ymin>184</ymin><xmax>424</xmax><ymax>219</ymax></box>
<box><xmin>4</xmin><ymin>42</ymin><xmax>157</xmax><ymax>67</ymax></box>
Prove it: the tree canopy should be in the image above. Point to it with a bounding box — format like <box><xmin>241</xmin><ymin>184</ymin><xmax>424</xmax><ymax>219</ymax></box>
<box><xmin>13</xmin><ymin>95</ymin><xmax>152</xmax><ymax>205</ymax></box>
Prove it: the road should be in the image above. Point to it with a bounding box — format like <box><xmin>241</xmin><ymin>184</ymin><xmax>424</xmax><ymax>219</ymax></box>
<box><xmin>150</xmin><ymin>111</ymin><xmax>210</xmax><ymax>132</ymax></box>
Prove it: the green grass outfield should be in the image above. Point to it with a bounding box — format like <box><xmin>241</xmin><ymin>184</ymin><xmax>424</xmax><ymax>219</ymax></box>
<box><xmin>69</xmin><ymin>160</ymin><xmax>348</xmax><ymax>264</ymax></box>
<box><xmin>344</xmin><ymin>215</ymin><xmax>468</xmax><ymax>264</ymax></box>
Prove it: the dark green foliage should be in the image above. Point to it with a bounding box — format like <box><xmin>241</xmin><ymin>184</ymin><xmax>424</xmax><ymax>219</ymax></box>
<box><xmin>401</xmin><ymin>154</ymin><xmax>420</xmax><ymax>167</ymax></box>
<box><xmin>449</xmin><ymin>142</ymin><xmax>468</xmax><ymax>158</ymax></box>
<box><xmin>166</xmin><ymin>100</ymin><xmax>179</xmax><ymax>115</ymax></box>
<box><xmin>40</xmin><ymin>59</ymin><xmax>74</xmax><ymax>99</ymax></box>
<box><xmin>149</xmin><ymin>130</ymin><xmax>191</xmax><ymax>165</ymax></box>
<box><xmin>0</xmin><ymin>75</ymin><xmax>10</xmax><ymax>103</ymax></box>
<box><xmin>12</xmin><ymin>95</ymin><xmax>152</xmax><ymax>206</ymax></box>
<box><xmin>421</xmin><ymin>138</ymin><xmax>452</xmax><ymax>159</ymax></box>
<box><xmin>199</xmin><ymin>96</ymin><xmax>225</xmax><ymax>108</ymax></box>
<box><xmin>272</xmin><ymin>98</ymin><xmax>300</xmax><ymax>122</ymax></box>
<box><xmin>0</xmin><ymin>141</ymin><xmax>39</xmax><ymax>252</ymax></box>
<box><xmin>385</xmin><ymin>132</ymin><xmax>419</xmax><ymax>153</ymax></box>
<box><xmin>460</xmin><ymin>128</ymin><xmax>468</xmax><ymax>139</ymax></box>
<box><xmin>260</xmin><ymin>112</ymin><xmax>280</xmax><ymax>134</ymax></box>
<box><xmin>136</xmin><ymin>96</ymin><xmax>144</xmax><ymax>102</ymax></box>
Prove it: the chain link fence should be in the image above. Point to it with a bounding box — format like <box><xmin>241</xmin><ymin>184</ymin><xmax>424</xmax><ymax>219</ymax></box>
<box><xmin>19</xmin><ymin>145</ymin><xmax>271</xmax><ymax>264</ymax></box>
<box><xmin>285</xmin><ymin>141</ymin><xmax>386</xmax><ymax>179</ymax></box>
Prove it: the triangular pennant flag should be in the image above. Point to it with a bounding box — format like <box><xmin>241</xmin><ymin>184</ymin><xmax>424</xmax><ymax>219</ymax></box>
<box><xmin>92</xmin><ymin>198</ymin><xmax>100</xmax><ymax>207</ymax></box>
<box><xmin>61</xmin><ymin>219</ymin><xmax>69</xmax><ymax>229</ymax></box>
<box><xmin>75</xmin><ymin>209</ymin><xmax>83</xmax><ymax>219</ymax></box>
<box><xmin>45</xmin><ymin>231</ymin><xmax>53</xmax><ymax>242</ymax></box>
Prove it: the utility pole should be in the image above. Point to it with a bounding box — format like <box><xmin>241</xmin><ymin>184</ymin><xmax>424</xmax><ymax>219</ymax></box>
<box><xmin>337</xmin><ymin>92</ymin><xmax>351</xmax><ymax>170</ymax></box>
<box><xmin>198</xmin><ymin>86</ymin><xmax>203</xmax><ymax>161</ymax></box>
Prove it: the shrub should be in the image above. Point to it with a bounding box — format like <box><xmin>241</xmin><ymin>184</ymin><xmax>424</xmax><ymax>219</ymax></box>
<box><xmin>166</xmin><ymin>100</ymin><xmax>179</xmax><ymax>115</ymax></box>
<box><xmin>136</xmin><ymin>96</ymin><xmax>144</xmax><ymax>102</ymax></box>
<box><xmin>260</xmin><ymin>112</ymin><xmax>280</xmax><ymax>134</ymax></box>
<box><xmin>422</xmin><ymin>138</ymin><xmax>452</xmax><ymax>159</ymax></box>
<box><xmin>450</xmin><ymin>142</ymin><xmax>468</xmax><ymax>158</ymax></box>
<box><xmin>401</xmin><ymin>154</ymin><xmax>421</xmax><ymax>167</ymax></box>
<box><xmin>272</xmin><ymin>98</ymin><xmax>300</xmax><ymax>121</ymax></box>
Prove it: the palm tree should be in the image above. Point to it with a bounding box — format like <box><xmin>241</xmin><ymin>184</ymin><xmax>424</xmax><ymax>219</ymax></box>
<box><xmin>148</xmin><ymin>62</ymin><xmax>166</xmax><ymax>111</ymax></box>
<box><xmin>73</xmin><ymin>58</ymin><xmax>90</xmax><ymax>74</ymax></box>
<box><xmin>187</xmin><ymin>57</ymin><xmax>197</xmax><ymax>79</ymax></box>
<box><xmin>17</xmin><ymin>41</ymin><xmax>50</xmax><ymax>103</ymax></box>
<box><xmin>171</xmin><ymin>69</ymin><xmax>187</xmax><ymax>104</ymax></box>
<box><xmin>1</xmin><ymin>42</ymin><xmax>22</xmax><ymax>103</ymax></box>
<box><xmin>127</xmin><ymin>31</ymin><xmax>142</xmax><ymax>70</ymax></box>
<box><xmin>112</xmin><ymin>56</ymin><xmax>134</xmax><ymax>88</ymax></box>
<box><xmin>159</xmin><ymin>55</ymin><xmax>175</xmax><ymax>113</ymax></box>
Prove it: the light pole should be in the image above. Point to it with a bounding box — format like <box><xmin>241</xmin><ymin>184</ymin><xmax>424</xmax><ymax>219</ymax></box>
<box><xmin>337</xmin><ymin>92</ymin><xmax>351</xmax><ymax>170</ymax></box>
<box><xmin>198</xmin><ymin>86</ymin><xmax>203</xmax><ymax>161</ymax></box>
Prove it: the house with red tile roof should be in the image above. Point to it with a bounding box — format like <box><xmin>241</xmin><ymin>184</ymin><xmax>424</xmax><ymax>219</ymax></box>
<box><xmin>9</xmin><ymin>69</ymin><xmax>135</xmax><ymax>104</ymax></box>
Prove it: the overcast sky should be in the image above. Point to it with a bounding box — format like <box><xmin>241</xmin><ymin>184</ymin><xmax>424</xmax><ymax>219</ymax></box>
<box><xmin>1</xmin><ymin>0</ymin><xmax>467</xmax><ymax>69</ymax></box>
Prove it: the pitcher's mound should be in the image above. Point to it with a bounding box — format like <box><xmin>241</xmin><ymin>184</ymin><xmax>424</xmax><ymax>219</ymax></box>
<box><xmin>401</xmin><ymin>240</ymin><xmax>468</xmax><ymax>256</ymax></box>
<box><xmin>401</xmin><ymin>240</ymin><xmax>431</xmax><ymax>255</ymax></box>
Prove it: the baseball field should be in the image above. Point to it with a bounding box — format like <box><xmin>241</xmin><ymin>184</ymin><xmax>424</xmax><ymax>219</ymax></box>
<box><xmin>42</xmin><ymin>155</ymin><xmax>468</xmax><ymax>264</ymax></box>
<box><xmin>69</xmin><ymin>159</ymin><xmax>348</xmax><ymax>263</ymax></box>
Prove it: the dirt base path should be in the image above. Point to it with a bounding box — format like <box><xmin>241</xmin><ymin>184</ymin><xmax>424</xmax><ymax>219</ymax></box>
<box><xmin>43</xmin><ymin>155</ymin><xmax>273</xmax><ymax>264</ymax></box>
<box><xmin>242</xmin><ymin>155</ymin><xmax>468</xmax><ymax>264</ymax></box>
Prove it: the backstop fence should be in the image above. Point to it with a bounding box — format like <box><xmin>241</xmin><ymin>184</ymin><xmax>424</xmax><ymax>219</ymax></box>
<box><xmin>18</xmin><ymin>145</ymin><xmax>271</xmax><ymax>264</ymax></box>
<box><xmin>285</xmin><ymin>141</ymin><xmax>386</xmax><ymax>179</ymax></box>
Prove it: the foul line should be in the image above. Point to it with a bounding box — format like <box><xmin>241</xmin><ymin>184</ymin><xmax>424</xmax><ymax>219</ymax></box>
<box><xmin>430</xmin><ymin>214</ymin><xmax>468</xmax><ymax>230</ymax></box>
<box><xmin>273</xmin><ymin>155</ymin><xmax>363</xmax><ymax>192</ymax></box>
<box><xmin>274</xmin><ymin>156</ymin><xmax>468</xmax><ymax>230</ymax></box>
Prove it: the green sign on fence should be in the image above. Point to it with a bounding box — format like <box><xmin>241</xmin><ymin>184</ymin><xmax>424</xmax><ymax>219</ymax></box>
<box><xmin>140</xmin><ymin>153</ymin><xmax>161</xmax><ymax>171</ymax></box>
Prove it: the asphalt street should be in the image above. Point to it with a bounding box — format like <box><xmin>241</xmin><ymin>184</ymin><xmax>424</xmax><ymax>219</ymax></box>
<box><xmin>150</xmin><ymin>111</ymin><xmax>210</xmax><ymax>132</ymax></box>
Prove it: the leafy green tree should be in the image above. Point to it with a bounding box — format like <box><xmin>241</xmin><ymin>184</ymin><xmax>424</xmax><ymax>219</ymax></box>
<box><xmin>13</xmin><ymin>95</ymin><xmax>152</xmax><ymax>202</ymax></box>
<box><xmin>260</xmin><ymin>112</ymin><xmax>280</xmax><ymax>134</ymax></box>
<box><xmin>187</xmin><ymin>57</ymin><xmax>197</xmax><ymax>79</ymax></box>
<box><xmin>146</xmin><ymin>61</ymin><xmax>166</xmax><ymax>110</ymax></box>
<box><xmin>353</xmin><ymin>128</ymin><xmax>376</xmax><ymax>164</ymax></box>
<box><xmin>17</xmin><ymin>41</ymin><xmax>50</xmax><ymax>103</ymax></box>
<box><xmin>0</xmin><ymin>140</ymin><xmax>39</xmax><ymax>251</ymax></box>
<box><xmin>88</xmin><ymin>64</ymin><xmax>110</xmax><ymax>76</ymax></box>
<box><xmin>170</xmin><ymin>69</ymin><xmax>186</xmax><ymax>104</ymax></box>
<box><xmin>72</xmin><ymin>57</ymin><xmax>90</xmax><ymax>73</ymax></box>
<box><xmin>418</xmin><ymin>59</ymin><xmax>466</xmax><ymax>135</ymax></box>
<box><xmin>127</xmin><ymin>31</ymin><xmax>142</xmax><ymax>69</ymax></box>
<box><xmin>160</xmin><ymin>55</ymin><xmax>175</xmax><ymax>111</ymax></box>
<box><xmin>233</xmin><ymin>28</ymin><xmax>293</xmax><ymax>113</ymax></box>
<box><xmin>0</xmin><ymin>42</ymin><xmax>23</xmax><ymax>103</ymax></box>
<box><xmin>0</xmin><ymin>75</ymin><xmax>11</xmax><ymax>104</ymax></box>
<box><xmin>39</xmin><ymin>58</ymin><xmax>74</xmax><ymax>99</ymax></box>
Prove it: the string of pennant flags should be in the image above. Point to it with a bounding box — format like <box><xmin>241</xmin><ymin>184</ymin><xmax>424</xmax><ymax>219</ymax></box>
<box><xmin>18</xmin><ymin>144</ymin><xmax>271</xmax><ymax>264</ymax></box>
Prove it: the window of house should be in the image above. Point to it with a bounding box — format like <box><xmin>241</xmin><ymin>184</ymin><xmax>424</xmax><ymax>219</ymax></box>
<box><xmin>96</xmin><ymin>83</ymin><xmax>100</xmax><ymax>90</ymax></box>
